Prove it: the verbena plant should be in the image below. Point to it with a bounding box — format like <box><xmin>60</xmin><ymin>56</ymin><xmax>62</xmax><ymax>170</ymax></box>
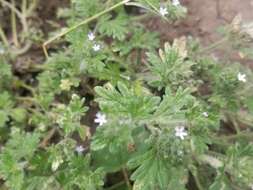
<box><xmin>0</xmin><ymin>0</ymin><xmax>253</xmax><ymax>190</ymax></box>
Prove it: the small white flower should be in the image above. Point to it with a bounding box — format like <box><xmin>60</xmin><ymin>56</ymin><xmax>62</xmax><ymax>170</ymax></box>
<box><xmin>93</xmin><ymin>44</ymin><xmax>101</xmax><ymax>52</ymax></box>
<box><xmin>75</xmin><ymin>145</ymin><xmax>85</xmax><ymax>153</ymax></box>
<box><xmin>175</xmin><ymin>126</ymin><xmax>188</xmax><ymax>140</ymax></box>
<box><xmin>172</xmin><ymin>0</ymin><xmax>181</xmax><ymax>6</ymax></box>
<box><xmin>94</xmin><ymin>112</ymin><xmax>107</xmax><ymax>126</ymax></box>
<box><xmin>237</xmin><ymin>72</ymin><xmax>247</xmax><ymax>82</ymax></box>
<box><xmin>88</xmin><ymin>32</ymin><xmax>95</xmax><ymax>41</ymax></box>
<box><xmin>203</xmin><ymin>112</ymin><xmax>209</xmax><ymax>117</ymax></box>
<box><xmin>159</xmin><ymin>6</ymin><xmax>168</xmax><ymax>16</ymax></box>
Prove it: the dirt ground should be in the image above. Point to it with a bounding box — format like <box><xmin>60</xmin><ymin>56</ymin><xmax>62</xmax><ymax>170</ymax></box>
<box><xmin>37</xmin><ymin>0</ymin><xmax>253</xmax><ymax>46</ymax></box>
<box><xmin>147</xmin><ymin>0</ymin><xmax>253</xmax><ymax>43</ymax></box>
<box><xmin>8</xmin><ymin>0</ymin><xmax>253</xmax><ymax>72</ymax></box>
<box><xmin>146</xmin><ymin>0</ymin><xmax>253</xmax><ymax>67</ymax></box>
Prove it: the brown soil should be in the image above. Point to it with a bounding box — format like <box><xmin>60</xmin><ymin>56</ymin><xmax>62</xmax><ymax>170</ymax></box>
<box><xmin>147</xmin><ymin>0</ymin><xmax>253</xmax><ymax>44</ymax></box>
<box><xmin>9</xmin><ymin>0</ymin><xmax>253</xmax><ymax>69</ymax></box>
<box><xmin>146</xmin><ymin>0</ymin><xmax>253</xmax><ymax>66</ymax></box>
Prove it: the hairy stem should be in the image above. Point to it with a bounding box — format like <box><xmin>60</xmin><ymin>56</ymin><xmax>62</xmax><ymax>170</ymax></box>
<box><xmin>105</xmin><ymin>181</ymin><xmax>125</xmax><ymax>190</ymax></box>
<box><xmin>42</xmin><ymin>0</ymin><xmax>130</xmax><ymax>58</ymax></box>
<box><xmin>0</xmin><ymin>26</ymin><xmax>9</xmax><ymax>47</ymax></box>
<box><xmin>122</xmin><ymin>167</ymin><xmax>132</xmax><ymax>190</ymax></box>
<box><xmin>0</xmin><ymin>0</ymin><xmax>28</xmax><ymax>33</ymax></box>
<box><xmin>190</xmin><ymin>168</ymin><xmax>204</xmax><ymax>190</ymax></box>
<box><xmin>198</xmin><ymin>37</ymin><xmax>228</xmax><ymax>54</ymax></box>
<box><xmin>221</xmin><ymin>131</ymin><xmax>253</xmax><ymax>140</ymax></box>
<box><xmin>39</xmin><ymin>128</ymin><xmax>57</xmax><ymax>148</ymax></box>
<box><xmin>27</xmin><ymin>0</ymin><xmax>38</xmax><ymax>16</ymax></box>
<box><xmin>199</xmin><ymin>154</ymin><xmax>223</xmax><ymax>169</ymax></box>
<box><xmin>22</xmin><ymin>0</ymin><xmax>27</xmax><ymax>14</ymax></box>
<box><xmin>11</xmin><ymin>0</ymin><xmax>19</xmax><ymax>47</ymax></box>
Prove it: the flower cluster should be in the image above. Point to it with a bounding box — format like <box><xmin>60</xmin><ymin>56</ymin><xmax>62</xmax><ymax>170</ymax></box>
<box><xmin>87</xmin><ymin>31</ymin><xmax>101</xmax><ymax>51</ymax></box>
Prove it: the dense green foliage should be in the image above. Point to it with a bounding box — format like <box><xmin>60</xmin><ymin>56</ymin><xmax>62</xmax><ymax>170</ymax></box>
<box><xmin>0</xmin><ymin>0</ymin><xmax>253</xmax><ymax>189</ymax></box>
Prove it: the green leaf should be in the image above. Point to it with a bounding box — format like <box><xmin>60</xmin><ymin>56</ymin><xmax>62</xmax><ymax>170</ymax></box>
<box><xmin>98</xmin><ymin>14</ymin><xmax>129</xmax><ymax>41</ymax></box>
<box><xmin>95</xmin><ymin>82</ymin><xmax>160</xmax><ymax>119</ymax></box>
<box><xmin>128</xmin><ymin>149</ymin><xmax>188</xmax><ymax>190</ymax></box>
<box><xmin>54</xmin><ymin>95</ymin><xmax>88</xmax><ymax>136</ymax></box>
<box><xmin>0</xmin><ymin>111</ymin><xmax>9</xmax><ymax>127</ymax></box>
<box><xmin>147</xmin><ymin>40</ymin><xmax>196</xmax><ymax>90</ymax></box>
<box><xmin>152</xmin><ymin>87</ymin><xmax>193</xmax><ymax>125</ymax></box>
<box><xmin>114</xmin><ymin>27</ymin><xmax>159</xmax><ymax>56</ymax></box>
<box><xmin>10</xmin><ymin>108</ymin><xmax>27</xmax><ymax>123</ymax></box>
<box><xmin>0</xmin><ymin>130</ymin><xmax>40</xmax><ymax>190</ymax></box>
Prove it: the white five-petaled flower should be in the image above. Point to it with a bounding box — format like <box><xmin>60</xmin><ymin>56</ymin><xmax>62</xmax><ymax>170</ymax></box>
<box><xmin>203</xmin><ymin>112</ymin><xmax>209</xmax><ymax>117</ymax></box>
<box><xmin>94</xmin><ymin>112</ymin><xmax>107</xmax><ymax>126</ymax></box>
<box><xmin>159</xmin><ymin>6</ymin><xmax>168</xmax><ymax>16</ymax></box>
<box><xmin>75</xmin><ymin>145</ymin><xmax>85</xmax><ymax>153</ymax></box>
<box><xmin>88</xmin><ymin>32</ymin><xmax>95</xmax><ymax>41</ymax></box>
<box><xmin>237</xmin><ymin>72</ymin><xmax>247</xmax><ymax>82</ymax></box>
<box><xmin>175</xmin><ymin>126</ymin><xmax>188</xmax><ymax>140</ymax></box>
<box><xmin>93</xmin><ymin>44</ymin><xmax>101</xmax><ymax>52</ymax></box>
<box><xmin>172</xmin><ymin>0</ymin><xmax>180</xmax><ymax>6</ymax></box>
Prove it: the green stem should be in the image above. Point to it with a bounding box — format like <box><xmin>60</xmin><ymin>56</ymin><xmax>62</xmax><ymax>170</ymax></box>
<box><xmin>105</xmin><ymin>181</ymin><xmax>126</xmax><ymax>190</ymax></box>
<box><xmin>0</xmin><ymin>26</ymin><xmax>9</xmax><ymax>47</ymax></box>
<box><xmin>22</xmin><ymin>0</ymin><xmax>27</xmax><ymax>14</ymax></box>
<box><xmin>12</xmin><ymin>41</ymin><xmax>32</xmax><ymax>56</ymax></box>
<box><xmin>42</xmin><ymin>0</ymin><xmax>130</xmax><ymax>58</ymax></box>
<box><xmin>136</xmin><ymin>48</ymin><xmax>142</xmax><ymax>66</ymax></box>
<box><xmin>220</xmin><ymin>132</ymin><xmax>253</xmax><ymax>140</ymax></box>
<box><xmin>198</xmin><ymin>37</ymin><xmax>228</xmax><ymax>54</ymax></box>
<box><xmin>198</xmin><ymin>154</ymin><xmax>223</xmax><ymax>169</ymax></box>
<box><xmin>16</xmin><ymin>96</ymin><xmax>36</xmax><ymax>103</ymax></box>
<box><xmin>27</xmin><ymin>0</ymin><xmax>37</xmax><ymax>16</ymax></box>
<box><xmin>130</xmin><ymin>13</ymin><xmax>152</xmax><ymax>21</ymax></box>
<box><xmin>11</xmin><ymin>0</ymin><xmax>19</xmax><ymax>47</ymax></box>
<box><xmin>0</xmin><ymin>0</ymin><xmax>28</xmax><ymax>33</ymax></box>
<box><xmin>122</xmin><ymin>167</ymin><xmax>132</xmax><ymax>190</ymax></box>
<box><xmin>190</xmin><ymin>168</ymin><xmax>204</xmax><ymax>190</ymax></box>
<box><xmin>16</xmin><ymin>81</ymin><xmax>36</xmax><ymax>96</ymax></box>
<box><xmin>0</xmin><ymin>0</ymin><xmax>23</xmax><ymax>20</ymax></box>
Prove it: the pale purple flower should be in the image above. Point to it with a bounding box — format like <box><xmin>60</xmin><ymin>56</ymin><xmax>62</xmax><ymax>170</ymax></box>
<box><xmin>159</xmin><ymin>6</ymin><xmax>168</xmax><ymax>16</ymax></box>
<box><xmin>237</xmin><ymin>72</ymin><xmax>247</xmax><ymax>82</ymax></box>
<box><xmin>94</xmin><ymin>112</ymin><xmax>107</xmax><ymax>126</ymax></box>
<box><xmin>88</xmin><ymin>32</ymin><xmax>95</xmax><ymax>41</ymax></box>
<box><xmin>175</xmin><ymin>126</ymin><xmax>188</xmax><ymax>140</ymax></box>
